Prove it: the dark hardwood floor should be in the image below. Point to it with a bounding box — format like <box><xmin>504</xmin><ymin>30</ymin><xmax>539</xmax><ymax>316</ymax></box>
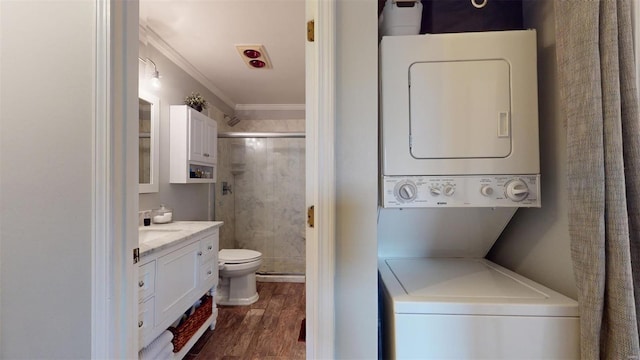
<box><xmin>186</xmin><ymin>282</ymin><xmax>306</xmax><ymax>360</ymax></box>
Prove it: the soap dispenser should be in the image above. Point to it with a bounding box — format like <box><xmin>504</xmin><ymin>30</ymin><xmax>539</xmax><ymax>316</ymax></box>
<box><xmin>152</xmin><ymin>204</ymin><xmax>173</xmax><ymax>224</ymax></box>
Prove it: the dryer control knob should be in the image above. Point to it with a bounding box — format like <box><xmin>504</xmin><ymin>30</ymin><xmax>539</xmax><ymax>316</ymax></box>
<box><xmin>395</xmin><ymin>182</ymin><xmax>418</xmax><ymax>202</ymax></box>
<box><xmin>505</xmin><ymin>179</ymin><xmax>530</xmax><ymax>202</ymax></box>
<box><xmin>443</xmin><ymin>185</ymin><xmax>455</xmax><ymax>196</ymax></box>
<box><xmin>480</xmin><ymin>185</ymin><xmax>494</xmax><ymax>197</ymax></box>
<box><xmin>430</xmin><ymin>186</ymin><xmax>442</xmax><ymax>196</ymax></box>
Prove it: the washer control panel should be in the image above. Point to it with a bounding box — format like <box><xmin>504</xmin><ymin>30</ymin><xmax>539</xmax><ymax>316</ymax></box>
<box><xmin>382</xmin><ymin>175</ymin><xmax>540</xmax><ymax>208</ymax></box>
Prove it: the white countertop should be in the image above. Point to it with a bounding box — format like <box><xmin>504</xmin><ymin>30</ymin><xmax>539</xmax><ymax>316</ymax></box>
<box><xmin>139</xmin><ymin>221</ymin><xmax>223</xmax><ymax>257</ymax></box>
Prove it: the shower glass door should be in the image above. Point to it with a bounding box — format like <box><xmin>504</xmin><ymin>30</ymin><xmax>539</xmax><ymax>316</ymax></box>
<box><xmin>217</xmin><ymin>135</ymin><xmax>305</xmax><ymax>275</ymax></box>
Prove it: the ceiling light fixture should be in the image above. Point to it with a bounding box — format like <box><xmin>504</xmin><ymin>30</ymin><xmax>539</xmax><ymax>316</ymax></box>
<box><xmin>243</xmin><ymin>49</ymin><xmax>261</xmax><ymax>59</ymax></box>
<box><xmin>139</xmin><ymin>57</ymin><xmax>162</xmax><ymax>88</ymax></box>
<box><xmin>236</xmin><ymin>45</ymin><xmax>272</xmax><ymax>69</ymax></box>
<box><xmin>249</xmin><ymin>60</ymin><xmax>266</xmax><ymax>68</ymax></box>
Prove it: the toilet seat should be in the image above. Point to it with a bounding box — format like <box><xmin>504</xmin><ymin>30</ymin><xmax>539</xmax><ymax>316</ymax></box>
<box><xmin>219</xmin><ymin>249</ymin><xmax>262</xmax><ymax>264</ymax></box>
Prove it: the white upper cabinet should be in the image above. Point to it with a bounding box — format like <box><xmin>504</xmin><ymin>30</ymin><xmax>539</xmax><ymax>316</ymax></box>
<box><xmin>170</xmin><ymin>105</ymin><xmax>217</xmax><ymax>183</ymax></box>
<box><xmin>188</xmin><ymin>112</ymin><xmax>217</xmax><ymax>164</ymax></box>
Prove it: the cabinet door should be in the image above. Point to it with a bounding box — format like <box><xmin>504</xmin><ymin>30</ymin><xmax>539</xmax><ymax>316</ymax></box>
<box><xmin>188</xmin><ymin>113</ymin><xmax>207</xmax><ymax>163</ymax></box>
<box><xmin>155</xmin><ymin>241</ymin><xmax>200</xmax><ymax>326</ymax></box>
<box><xmin>203</xmin><ymin>118</ymin><xmax>217</xmax><ymax>165</ymax></box>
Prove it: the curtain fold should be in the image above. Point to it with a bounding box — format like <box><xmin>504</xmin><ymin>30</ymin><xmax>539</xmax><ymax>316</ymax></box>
<box><xmin>555</xmin><ymin>0</ymin><xmax>640</xmax><ymax>358</ymax></box>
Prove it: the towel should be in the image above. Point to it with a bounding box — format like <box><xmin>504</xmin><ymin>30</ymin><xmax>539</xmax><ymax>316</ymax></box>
<box><xmin>139</xmin><ymin>330</ymin><xmax>174</xmax><ymax>360</ymax></box>
<box><xmin>156</xmin><ymin>342</ymin><xmax>175</xmax><ymax>359</ymax></box>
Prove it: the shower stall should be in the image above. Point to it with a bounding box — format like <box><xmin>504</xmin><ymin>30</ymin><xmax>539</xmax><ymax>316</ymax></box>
<box><xmin>216</xmin><ymin>132</ymin><xmax>305</xmax><ymax>276</ymax></box>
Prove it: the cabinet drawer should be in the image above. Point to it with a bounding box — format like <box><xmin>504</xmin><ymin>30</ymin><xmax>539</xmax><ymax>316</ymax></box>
<box><xmin>199</xmin><ymin>229</ymin><xmax>219</xmax><ymax>264</ymax></box>
<box><xmin>138</xmin><ymin>296</ymin><xmax>155</xmax><ymax>349</ymax></box>
<box><xmin>138</xmin><ymin>260</ymin><xmax>156</xmax><ymax>302</ymax></box>
<box><xmin>200</xmin><ymin>260</ymin><xmax>217</xmax><ymax>289</ymax></box>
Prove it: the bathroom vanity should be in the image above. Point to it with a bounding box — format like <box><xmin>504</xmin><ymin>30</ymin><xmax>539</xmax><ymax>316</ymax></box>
<box><xmin>138</xmin><ymin>221</ymin><xmax>222</xmax><ymax>358</ymax></box>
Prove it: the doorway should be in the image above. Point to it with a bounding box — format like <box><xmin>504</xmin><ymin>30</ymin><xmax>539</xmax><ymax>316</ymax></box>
<box><xmin>130</xmin><ymin>0</ymin><xmax>334</xmax><ymax>358</ymax></box>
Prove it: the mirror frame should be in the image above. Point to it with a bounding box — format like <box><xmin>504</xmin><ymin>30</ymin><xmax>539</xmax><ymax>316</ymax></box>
<box><xmin>139</xmin><ymin>90</ymin><xmax>160</xmax><ymax>193</ymax></box>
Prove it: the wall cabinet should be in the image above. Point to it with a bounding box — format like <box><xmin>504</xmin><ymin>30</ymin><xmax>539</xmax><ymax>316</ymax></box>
<box><xmin>170</xmin><ymin>105</ymin><xmax>218</xmax><ymax>183</ymax></box>
<box><xmin>138</xmin><ymin>226</ymin><xmax>220</xmax><ymax>355</ymax></box>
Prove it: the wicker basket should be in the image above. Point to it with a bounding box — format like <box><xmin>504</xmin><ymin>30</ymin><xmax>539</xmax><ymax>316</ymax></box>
<box><xmin>168</xmin><ymin>295</ymin><xmax>213</xmax><ymax>353</ymax></box>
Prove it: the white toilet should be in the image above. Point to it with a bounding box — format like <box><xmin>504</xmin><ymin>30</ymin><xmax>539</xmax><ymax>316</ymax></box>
<box><xmin>216</xmin><ymin>249</ymin><xmax>263</xmax><ymax>306</ymax></box>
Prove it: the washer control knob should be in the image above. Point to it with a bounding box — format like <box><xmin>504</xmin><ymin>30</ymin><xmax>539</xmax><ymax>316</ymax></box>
<box><xmin>505</xmin><ymin>179</ymin><xmax>530</xmax><ymax>202</ymax></box>
<box><xmin>430</xmin><ymin>186</ymin><xmax>442</xmax><ymax>196</ymax></box>
<box><xmin>398</xmin><ymin>183</ymin><xmax>417</xmax><ymax>201</ymax></box>
<box><xmin>480</xmin><ymin>185</ymin><xmax>494</xmax><ymax>197</ymax></box>
<box><xmin>394</xmin><ymin>181</ymin><xmax>418</xmax><ymax>203</ymax></box>
<box><xmin>443</xmin><ymin>185</ymin><xmax>455</xmax><ymax>197</ymax></box>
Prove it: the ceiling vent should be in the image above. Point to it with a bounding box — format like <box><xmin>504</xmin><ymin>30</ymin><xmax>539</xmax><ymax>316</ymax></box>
<box><xmin>236</xmin><ymin>44</ymin><xmax>273</xmax><ymax>69</ymax></box>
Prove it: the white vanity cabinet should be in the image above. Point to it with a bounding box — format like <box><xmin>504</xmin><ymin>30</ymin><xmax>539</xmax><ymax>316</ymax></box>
<box><xmin>138</xmin><ymin>261</ymin><xmax>156</xmax><ymax>348</ymax></box>
<box><xmin>137</xmin><ymin>224</ymin><xmax>221</xmax><ymax>356</ymax></box>
<box><xmin>170</xmin><ymin>105</ymin><xmax>218</xmax><ymax>184</ymax></box>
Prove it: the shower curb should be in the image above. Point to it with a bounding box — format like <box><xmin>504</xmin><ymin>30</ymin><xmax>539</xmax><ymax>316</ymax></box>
<box><xmin>256</xmin><ymin>274</ymin><xmax>305</xmax><ymax>283</ymax></box>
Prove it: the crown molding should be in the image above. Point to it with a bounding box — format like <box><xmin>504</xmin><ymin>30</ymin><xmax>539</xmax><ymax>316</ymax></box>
<box><xmin>235</xmin><ymin>103</ymin><xmax>305</xmax><ymax>111</ymax></box>
<box><xmin>139</xmin><ymin>19</ymin><xmax>148</xmax><ymax>45</ymax></box>
<box><xmin>140</xmin><ymin>24</ymin><xmax>236</xmax><ymax>110</ymax></box>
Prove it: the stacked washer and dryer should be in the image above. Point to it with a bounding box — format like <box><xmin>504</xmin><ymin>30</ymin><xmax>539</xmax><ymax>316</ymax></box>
<box><xmin>378</xmin><ymin>30</ymin><xmax>580</xmax><ymax>358</ymax></box>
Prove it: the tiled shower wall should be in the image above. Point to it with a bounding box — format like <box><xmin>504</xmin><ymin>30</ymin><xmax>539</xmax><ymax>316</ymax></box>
<box><xmin>215</xmin><ymin>119</ymin><xmax>305</xmax><ymax>274</ymax></box>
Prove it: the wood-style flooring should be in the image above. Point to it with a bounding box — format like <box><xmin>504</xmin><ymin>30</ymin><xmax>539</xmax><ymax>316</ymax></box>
<box><xmin>185</xmin><ymin>282</ymin><xmax>305</xmax><ymax>360</ymax></box>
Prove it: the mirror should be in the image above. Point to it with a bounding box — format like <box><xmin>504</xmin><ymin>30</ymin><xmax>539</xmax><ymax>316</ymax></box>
<box><xmin>139</xmin><ymin>90</ymin><xmax>160</xmax><ymax>193</ymax></box>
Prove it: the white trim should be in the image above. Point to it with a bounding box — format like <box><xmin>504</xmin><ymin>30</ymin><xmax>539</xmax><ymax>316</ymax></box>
<box><xmin>235</xmin><ymin>103</ymin><xmax>306</xmax><ymax>111</ymax></box>
<box><xmin>256</xmin><ymin>274</ymin><xmax>306</xmax><ymax>283</ymax></box>
<box><xmin>316</xmin><ymin>0</ymin><xmax>336</xmax><ymax>356</ymax></box>
<box><xmin>139</xmin><ymin>19</ymin><xmax>148</xmax><ymax>45</ymax></box>
<box><xmin>142</xmin><ymin>24</ymin><xmax>237</xmax><ymax>109</ymax></box>
<box><xmin>633</xmin><ymin>0</ymin><xmax>640</xmax><ymax>100</ymax></box>
<box><xmin>93</xmin><ymin>0</ymin><xmax>110</xmax><ymax>357</ymax></box>
<box><xmin>94</xmin><ymin>1</ymin><xmax>139</xmax><ymax>357</ymax></box>
<box><xmin>306</xmin><ymin>0</ymin><xmax>336</xmax><ymax>358</ymax></box>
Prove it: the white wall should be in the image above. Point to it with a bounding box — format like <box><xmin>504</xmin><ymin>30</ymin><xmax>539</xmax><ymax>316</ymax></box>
<box><xmin>138</xmin><ymin>43</ymin><xmax>234</xmax><ymax>220</ymax></box>
<box><xmin>0</xmin><ymin>1</ymin><xmax>94</xmax><ymax>357</ymax></box>
<box><xmin>334</xmin><ymin>0</ymin><xmax>379</xmax><ymax>358</ymax></box>
<box><xmin>488</xmin><ymin>0</ymin><xmax>577</xmax><ymax>299</ymax></box>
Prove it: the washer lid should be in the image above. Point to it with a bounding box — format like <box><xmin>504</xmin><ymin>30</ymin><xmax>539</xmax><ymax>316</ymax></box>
<box><xmin>379</xmin><ymin>258</ymin><xmax>579</xmax><ymax>317</ymax></box>
<box><xmin>219</xmin><ymin>249</ymin><xmax>262</xmax><ymax>263</ymax></box>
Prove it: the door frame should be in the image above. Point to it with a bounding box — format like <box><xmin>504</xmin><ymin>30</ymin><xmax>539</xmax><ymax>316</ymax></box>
<box><xmin>305</xmin><ymin>0</ymin><xmax>336</xmax><ymax>358</ymax></box>
<box><xmin>93</xmin><ymin>0</ymin><xmax>140</xmax><ymax>358</ymax></box>
<box><xmin>93</xmin><ymin>0</ymin><xmax>336</xmax><ymax>357</ymax></box>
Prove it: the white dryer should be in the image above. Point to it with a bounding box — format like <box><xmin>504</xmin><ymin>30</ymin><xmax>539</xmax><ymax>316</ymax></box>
<box><xmin>378</xmin><ymin>30</ymin><xmax>580</xmax><ymax>359</ymax></box>
<box><xmin>380</xmin><ymin>30</ymin><xmax>541</xmax><ymax>209</ymax></box>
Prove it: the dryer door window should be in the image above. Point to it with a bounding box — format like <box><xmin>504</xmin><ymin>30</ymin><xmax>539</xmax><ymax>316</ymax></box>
<box><xmin>409</xmin><ymin>59</ymin><xmax>512</xmax><ymax>159</ymax></box>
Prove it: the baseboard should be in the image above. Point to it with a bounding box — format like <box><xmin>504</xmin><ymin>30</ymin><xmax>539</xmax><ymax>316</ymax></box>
<box><xmin>256</xmin><ymin>274</ymin><xmax>306</xmax><ymax>283</ymax></box>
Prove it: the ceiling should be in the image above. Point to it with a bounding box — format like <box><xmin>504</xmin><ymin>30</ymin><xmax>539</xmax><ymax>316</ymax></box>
<box><xmin>140</xmin><ymin>0</ymin><xmax>306</xmax><ymax>110</ymax></box>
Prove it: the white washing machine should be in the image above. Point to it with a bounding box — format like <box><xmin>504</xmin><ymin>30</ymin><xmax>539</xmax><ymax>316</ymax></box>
<box><xmin>379</xmin><ymin>258</ymin><xmax>579</xmax><ymax>359</ymax></box>
<box><xmin>378</xmin><ymin>30</ymin><xmax>580</xmax><ymax>359</ymax></box>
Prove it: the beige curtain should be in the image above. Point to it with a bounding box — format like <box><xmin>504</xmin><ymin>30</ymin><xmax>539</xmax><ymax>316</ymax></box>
<box><xmin>555</xmin><ymin>0</ymin><xmax>640</xmax><ymax>358</ymax></box>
